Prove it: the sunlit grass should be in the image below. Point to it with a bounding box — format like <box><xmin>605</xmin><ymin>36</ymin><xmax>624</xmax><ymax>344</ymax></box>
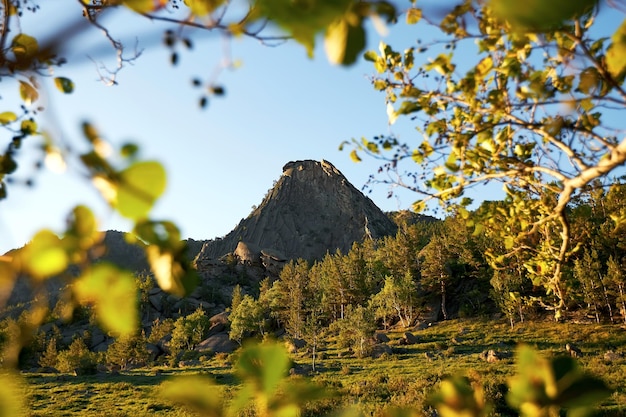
<box><xmin>23</xmin><ymin>318</ymin><xmax>626</xmax><ymax>416</ymax></box>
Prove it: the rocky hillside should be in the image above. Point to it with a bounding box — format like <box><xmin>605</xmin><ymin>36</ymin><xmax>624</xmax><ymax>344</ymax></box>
<box><xmin>196</xmin><ymin>160</ymin><xmax>397</xmax><ymax>262</ymax></box>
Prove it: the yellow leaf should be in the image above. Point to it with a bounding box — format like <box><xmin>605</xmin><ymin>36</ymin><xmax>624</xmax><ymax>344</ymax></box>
<box><xmin>0</xmin><ymin>112</ymin><xmax>16</xmax><ymax>125</ymax></box>
<box><xmin>74</xmin><ymin>263</ymin><xmax>137</xmax><ymax>336</ymax></box>
<box><xmin>184</xmin><ymin>0</ymin><xmax>225</xmax><ymax>16</ymax></box>
<box><xmin>606</xmin><ymin>19</ymin><xmax>626</xmax><ymax>78</ymax></box>
<box><xmin>54</xmin><ymin>77</ymin><xmax>74</xmax><ymax>94</ymax></box>
<box><xmin>122</xmin><ymin>0</ymin><xmax>167</xmax><ymax>13</ymax></box>
<box><xmin>0</xmin><ymin>372</ymin><xmax>25</xmax><ymax>416</ymax></box>
<box><xmin>18</xmin><ymin>230</ymin><xmax>68</xmax><ymax>280</ymax></box>
<box><xmin>18</xmin><ymin>80</ymin><xmax>38</xmax><ymax>105</ymax></box>
<box><xmin>116</xmin><ymin>161</ymin><xmax>167</xmax><ymax>220</ymax></box>
<box><xmin>324</xmin><ymin>19</ymin><xmax>349</xmax><ymax>65</ymax></box>
<box><xmin>406</xmin><ymin>8</ymin><xmax>422</xmax><ymax>25</ymax></box>
<box><xmin>11</xmin><ymin>33</ymin><xmax>38</xmax><ymax>60</ymax></box>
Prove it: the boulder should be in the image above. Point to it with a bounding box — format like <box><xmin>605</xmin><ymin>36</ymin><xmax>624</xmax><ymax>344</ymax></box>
<box><xmin>234</xmin><ymin>241</ymin><xmax>262</xmax><ymax>265</ymax></box>
<box><xmin>371</xmin><ymin>343</ymin><xmax>392</xmax><ymax>358</ymax></box>
<box><xmin>604</xmin><ymin>350</ymin><xmax>622</xmax><ymax>362</ymax></box>
<box><xmin>146</xmin><ymin>343</ymin><xmax>162</xmax><ymax>361</ymax></box>
<box><xmin>210</xmin><ymin>311</ymin><xmax>230</xmax><ymax>326</ymax></box>
<box><xmin>285</xmin><ymin>338</ymin><xmax>306</xmax><ymax>353</ymax></box>
<box><xmin>480</xmin><ymin>349</ymin><xmax>502</xmax><ymax>363</ymax></box>
<box><xmin>402</xmin><ymin>332</ymin><xmax>419</xmax><ymax>345</ymax></box>
<box><xmin>195</xmin><ymin>333</ymin><xmax>237</xmax><ymax>354</ymax></box>
<box><xmin>207</xmin><ymin>322</ymin><xmax>226</xmax><ymax>338</ymax></box>
<box><xmin>374</xmin><ymin>332</ymin><xmax>390</xmax><ymax>343</ymax></box>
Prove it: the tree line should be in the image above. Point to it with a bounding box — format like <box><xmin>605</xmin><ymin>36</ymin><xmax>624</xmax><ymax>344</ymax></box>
<box><xmin>230</xmin><ymin>182</ymin><xmax>626</xmax><ymax>355</ymax></box>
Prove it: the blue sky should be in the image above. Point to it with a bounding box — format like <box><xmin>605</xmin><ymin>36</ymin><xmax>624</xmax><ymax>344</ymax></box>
<box><xmin>1</xmin><ymin>4</ymin><xmax>445</xmax><ymax>254</ymax></box>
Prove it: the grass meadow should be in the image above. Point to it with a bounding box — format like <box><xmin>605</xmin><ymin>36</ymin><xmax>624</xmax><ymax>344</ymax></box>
<box><xmin>22</xmin><ymin>318</ymin><xmax>626</xmax><ymax>416</ymax></box>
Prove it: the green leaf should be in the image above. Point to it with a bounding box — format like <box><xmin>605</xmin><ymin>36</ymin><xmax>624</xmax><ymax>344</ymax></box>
<box><xmin>120</xmin><ymin>143</ymin><xmax>139</xmax><ymax>159</ymax></box>
<box><xmin>324</xmin><ymin>16</ymin><xmax>366</xmax><ymax>65</ymax></box>
<box><xmin>73</xmin><ymin>263</ymin><xmax>138</xmax><ymax>336</ymax></box>
<box><xmin>161</xmin><ymin>376</ymin><xmax>224</xmax><ymax>417</ymax></box>
<box><xmin>116</xmin><ymin>161</ymin><xmax>167</xmax><ymax>220</ymax></box>
<box><xmin>20</xmin><ymin>119</ymin><xmax>37</xmax><ymax>135</ymax></box>
<box><xmin>578</xmin><ymin>67</ymin><xmax>600</xmax><ymax>94</ymax></box>
<box><xmin>406</xmin><ymin>8</ymin><xmax>421</xmax><ymax>25</ymax></box>
<box><xmin>606</xmin><ymin>19</ymin><xmax>626</xmax><ymax>78</ymax></box>
<box><xmin>54</xmin><ymin>77</ymin><xmax>74</xmax><ymax>94</ymax></box>
<box><xmin>18</xmin><ymin>81</ymin><xmax>38</xmax><ymax>105</ymax></box>
<box><xmin>490</xmin><ymin>0</ymin><xmax>598</xmax><ymax>31</ymax></box>
<box><xmin>18</xmin><ymin>230</ymin><xmax>68</xmax><ymax>280</ymax></box>
<box><xmin>373</xmin><ymin>79</ymin><xmax>387</xmax><ymax>90</ymax></box>
<box><xmin>0</xmin><ymin>112</ymin><xmax>17</xmax><ymax>125</ymax></box>
<box><xmin>145</xmin><ymin>244</ymin><xmax>198</xmax><ymax>297</ymax></box>
<box><xmin>65</xmin><ymin>205</ymin><xmax>101</xmax><ymax>252</ymax></box>
<box><xmin>184</xmin><ymin>0</ymin><xmax>225</xmax><ymax>16</ymax></box>
<box><xmin>363</xmin><ymin>50</ymin><xmax>378</xmax><ymax>62</ymax></box>
<box><xmin>11</xmin><ymin>33</ymin><xmax>38</xmax><ymax>60</ymax></box>
<box><xmin>236</xmin><ymin>343</ymin><xmax>291</xmax><ymax>395</ymax></box>
<box><xmin>255</xmin><ymin>0</ymin><xmax>352</xmax><ymax>58</ymax></box>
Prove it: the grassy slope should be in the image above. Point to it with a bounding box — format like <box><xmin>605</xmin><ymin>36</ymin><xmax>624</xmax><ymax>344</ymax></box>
<box><xmin>23</xmin><ymin>318</ymin><xmax>626</xmax><ymax>416</ymax></box>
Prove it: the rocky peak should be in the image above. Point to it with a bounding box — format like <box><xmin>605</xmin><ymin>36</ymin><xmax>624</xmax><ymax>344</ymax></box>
<box><xmin>195</xmin><ymin>159</ymin><xmax>397</xmax><ymax>263</ymax></box>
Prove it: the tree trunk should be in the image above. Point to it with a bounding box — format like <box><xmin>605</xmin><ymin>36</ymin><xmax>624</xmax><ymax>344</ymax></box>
<box><xmin>600</xmin><ymin>273</ymin><xmax>614</xmax><ymax>323</ymax></box>
<box><xmin>618</xmin><ymin>283</ymin><xmax>626</xmax><ymax>324</ymax></box>
<box><xmin>441</xmin><ymin>278</ymin><xmax>448</xmax><ymax>320</ymax></box>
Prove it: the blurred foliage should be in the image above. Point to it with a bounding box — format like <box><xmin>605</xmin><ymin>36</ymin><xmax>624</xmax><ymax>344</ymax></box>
<box><xmin>0</xmin><ymin>0</ymin><xmax>624</xmax><ymax>415</ymax></box>
<box><xmin>351</xmin><ymin>0</ymin><xmax>626</xmax><ymax>320</ymax></box>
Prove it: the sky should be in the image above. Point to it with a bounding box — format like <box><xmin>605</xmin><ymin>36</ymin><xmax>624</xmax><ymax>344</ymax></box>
<box><xmin>3</xmin><ymin>1</ymin><xmax>619</xmax><ymax>255</ymax></box>
<box><xmin>0</xmin><ymin>2</ymin><xmax>446</xmax><ymax>254</ymax></box>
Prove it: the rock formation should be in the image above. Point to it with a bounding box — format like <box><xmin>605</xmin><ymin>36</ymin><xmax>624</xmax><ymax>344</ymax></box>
<box><xmin>195</xmin><ymin>160</ymin><xmax>397</xmax><ymax>263</ymax></box>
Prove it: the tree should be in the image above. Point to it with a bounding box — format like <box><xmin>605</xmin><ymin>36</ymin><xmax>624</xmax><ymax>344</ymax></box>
<box><xmin>269</xmin><ymin>259</ymin><xmax>309</xmax><ymax>339</ymax></box>
<box><xmin>228</xmin><ymin>294</ymin><xmax>267</xmax><ymax>345</ymax></box>
<box><xmin>329</xmin><ymin>304</ymin><xmax>376</xmax><ymax>358</ymax></box>
<box><xmin>350</xmin><ymin>1</ymin><xmax>626</xmax><ymax>319</ymax></box>
<box><xmin>56</xmin><ymin>338</ymin><xmax>98</xmax><ymax>374</ymax></box>
<box><xmin>106</xmin><ymin>332</ymin><xmax>150</xmax><ymax>370</ymax></box>
<box><xmin>231</xmin><ymin>284</ymin><xmax>244</xmax><ymax>312</ymax></box>
<box><xmin>369</xmin><ymin>272</ymin><xmax>418</xmax><ymax>328</ymax></box>
<box><xmin>170</xmin><ymin>307</ymin><xmax>211</xmax><ymax>353</ymax></box>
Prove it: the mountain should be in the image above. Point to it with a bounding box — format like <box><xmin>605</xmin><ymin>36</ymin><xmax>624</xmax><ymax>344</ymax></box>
<box><xmin>195</xmin><ymin>159</ymin><xmax>398</xmax><ymax>262</ymax></box>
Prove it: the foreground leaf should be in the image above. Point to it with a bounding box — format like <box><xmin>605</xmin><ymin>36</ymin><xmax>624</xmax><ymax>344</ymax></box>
<box><xmin>74</xmin><ymin>263</ymin><xmax>138</xmax><ymax>336</ymax></box>
<box><xmin>161</xmin><ymin>376</ymin><xmax>224</xmax><ymax>417</ymax></box>
<box><xmin>0</xmin><ymin>112</ymin><xmax>17</xmax><ymax>125</ymax></box>
<box><xmin>0</xmin><ymin>372</ymin><xmax>25</xmax><ymax>416</ymax></box>
<box><xmin>324</xmin><ymin>15</ymin><xmax>366</xmax><ymax>65</ymax></box>
<box><xmin>116</xmin><ymin>161</ymin><xmax>166</xmax><ymax>220</ymax></box>
<box><xmin>489</xmin><ymin>0</ymin><xmax>598</xmax><ymax>30</ymax></box>
<box><xmin>18</xmin><ymin>81</ymin><xmax>38</xmax><ymax>105</ymax></box>
<box><xmin>606</xmin><ymin>19</ymin><xmax>626</xmax><ymax>78</ymax></box>
<box><xmin>54</xmin><ymin>77</ymin><xmax>74</xmax><ymax>94</ymax></box>
<box><xmin>17</xmin><ymin>230</ymin><xmax>68</xmax><ymax>280</ymax></box>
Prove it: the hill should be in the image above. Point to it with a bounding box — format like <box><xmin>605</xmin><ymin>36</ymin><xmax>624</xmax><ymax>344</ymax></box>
<box><xmin>195</xmin><ymin>159</ymin><xmax>398</xmax><ymax>263</ymax></box>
